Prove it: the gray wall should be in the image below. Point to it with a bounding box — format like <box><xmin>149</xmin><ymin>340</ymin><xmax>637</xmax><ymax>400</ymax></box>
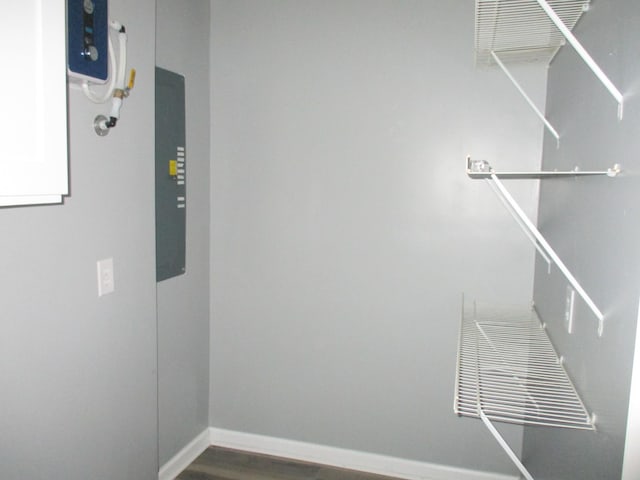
<box><xmin>0</xmin><ymin>1</ymin><xmax>158</xmax><ymax>478</ymax></box>
<box><xmin>210</xmin><ymin>0</ymin><xmax>547</xmax><ymax>474</ymax></box>
<box><xmin>524</xmin><ymin>1</ymin><xmax>640</xmax><ymax>479</ymax></box>
<box><xmin>156</xmin><ymin>0</ymin><xmax>211</xmax><ymax>466</ymax></box>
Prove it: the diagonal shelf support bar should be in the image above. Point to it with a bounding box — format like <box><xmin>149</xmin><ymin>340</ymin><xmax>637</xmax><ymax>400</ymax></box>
<box><xmin>535</xmin><ymin>0</ymin><xmax>624</xmax><ymax>119</ymax></box>
<box><xmin>488</xmin><ymin>172</ymin><xmax>605</xmax><ymax>335</ymax></box>
<box><xmin>480</xmin><ymin>411</ymin><xmax>535</xmax><ymax>480</ymax></box>
<box><xmin>491</xmin><ymin>51</ymin><xmax>560</xmax><ymax>147</ymax></box>
<box><xmin>485</xmin><ymin>178</ymin><xmax>552</xmax><ymax>272</ymax></box>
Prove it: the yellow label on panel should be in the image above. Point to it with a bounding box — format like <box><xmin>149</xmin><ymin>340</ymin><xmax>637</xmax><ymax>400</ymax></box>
<box><xmin>169</xmin><ymin>160</ymin><xmax>178</xmax><ymax>176</ymax></box>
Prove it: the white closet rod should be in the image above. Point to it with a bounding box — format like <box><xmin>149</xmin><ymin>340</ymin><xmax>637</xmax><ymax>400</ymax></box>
<box><xmin>490</xmin><ymin>51</ymin><xmax>560</xmax><ymax>146</ymax></box>
<box><xmin>535</xmin><ymin>0</ymin><xmax>624</xmax><ymax>119</ymax></box>
<box><xmin>488</xmin><ymin>172</ymin><xmax>605</xmax><ymax>335</ymax></box>
<box><xmin>466</xmin><ymin>157</ymin><xmax>620</xmax><ymax>179</ymax></box>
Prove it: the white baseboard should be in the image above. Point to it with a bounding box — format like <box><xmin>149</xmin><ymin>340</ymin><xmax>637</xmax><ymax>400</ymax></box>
<box><xmin>158</xmin><ymin>428</ymin><xmax>210</xmax><ymax>480</ymax></box>
<box><xmin>208</xmin><ymin>427</ymin><xmax>518</xmax><ymax>480</ymax></box>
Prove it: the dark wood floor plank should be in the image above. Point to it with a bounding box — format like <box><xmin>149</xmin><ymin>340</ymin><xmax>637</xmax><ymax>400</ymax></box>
<box><xmin>315</xmin><ymin>467</ymin><xmax>400</xmax><ymax>480</ymax></box>
<box><xmin>176</xmin><ymin>446</ymin><xmax>403</xmax><ymax>480</ymax></box>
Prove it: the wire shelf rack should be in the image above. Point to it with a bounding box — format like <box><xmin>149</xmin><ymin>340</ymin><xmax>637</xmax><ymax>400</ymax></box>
<box><xmin>455</xmin><ymin>301</ymin><xmax>594</xmax><ymax>431</ymax></box>
<box><xmin>475</xmin><ymin>0</ymin><xmax>623</xmax><ymax>120</ymax></box>
<box><xmin>454</xmin><ymin>300</ymin><xmax>594</xmax><ymax>479</ymax></box>
<box><xmin>475</xmin><ymin>0</ymin><xmax>589</xmax><ymax>67</ymax></box>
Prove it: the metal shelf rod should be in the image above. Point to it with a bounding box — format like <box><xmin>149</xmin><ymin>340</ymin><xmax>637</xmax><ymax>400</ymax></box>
<box><xmin>491</xmin><ymin>51</ymin><xmax>560</xmax><ymax>146</ymax></box>
<box><xmin>535</xmin><ymin>0</ymin><xmax>624</xmax><ymax>119</ymax></box>
<box><xmin>466</xmin><ymin>156</ymin><xmax>621</xmax><ymax>179</ymax></box>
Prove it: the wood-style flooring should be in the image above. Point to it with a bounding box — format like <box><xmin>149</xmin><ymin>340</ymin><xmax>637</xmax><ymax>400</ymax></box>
<box><xmin>176</xmin><ymin>446</ymin><xmax>404</xmax><ymax>480</ymax></box>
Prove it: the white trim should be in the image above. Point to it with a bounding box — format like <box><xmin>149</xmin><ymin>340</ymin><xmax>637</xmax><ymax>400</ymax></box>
<box><xmin>158</xmin><ymin>428</ymin><xmax>210</xmax><ymax>480</ymax></box>
<box><xmin>622</xmin><ymin>296</ymin><xmax>640</xmax><ymax>480</ymax></box>
<box><xmin>208</xmin><ymin>427</ymin><xmax>518</xmax><ymax>480</ymax></box>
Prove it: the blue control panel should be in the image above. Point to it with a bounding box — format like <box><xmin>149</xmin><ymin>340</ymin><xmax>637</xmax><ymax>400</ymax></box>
<box><xmin>67</xmin><ymin>0</ymin><xmax>108</xmax><ymax>83</ymax></box>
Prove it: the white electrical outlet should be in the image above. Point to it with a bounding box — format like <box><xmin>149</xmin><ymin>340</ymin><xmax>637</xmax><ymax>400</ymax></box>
<box><xmin>97</xmin><ymin>258</ymin><xmax>115</xmax><ymax>296</ymax></box>
<box><xmin>565</xmin><ymin>286</ymin><xmax>576</xmax><ymax>334</ymax></box>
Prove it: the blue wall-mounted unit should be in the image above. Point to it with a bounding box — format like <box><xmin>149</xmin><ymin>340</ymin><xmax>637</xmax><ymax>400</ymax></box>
<box><xmin>67</xmin><ymin>0</ymin><xmax>109</xmax><ymax>83</ymax></box>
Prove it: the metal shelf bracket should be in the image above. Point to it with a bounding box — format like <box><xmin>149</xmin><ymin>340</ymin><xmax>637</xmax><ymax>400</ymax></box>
<box><xmin>480</xmin><ymin>411</ymin><xmax>534</xmax><ymax>480</ymax></box>
<box><xmin>491</xmin><ymin>51</ymin><xmax>560</xmax><ymax>147</ymax></box>
<box><xmin>535</xmin><ymin>0</ymin><xmax>624</xmax><ymax>119</ymax></box>
<box><xmin>466</xmin><ymin>157</ymin><xmax>619</xmax><ymax>336</ymax></box>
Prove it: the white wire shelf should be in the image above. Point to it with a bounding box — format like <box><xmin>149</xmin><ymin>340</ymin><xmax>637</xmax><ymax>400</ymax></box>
<box><xmin>455</xmin><ymin>301</ymin><xmax>594</xmax><ymax>430</ymax></box>
<box><xmin>476</xmin><ymin>0</ymin><xmax>624</xmax><ymax>124</ymax></box>
<box><xmin>475</xmin><ymin>0</ymin><xmax>589</xmax><ymax>67</ymax></box>
<box><xmin>454</xmin><ymin>300</ymin><xmax>594</xmax><ymax>480</ymax></box>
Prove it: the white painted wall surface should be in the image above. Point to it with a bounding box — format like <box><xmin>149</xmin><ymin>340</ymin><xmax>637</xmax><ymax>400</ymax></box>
<box><xmin>209</xmin><ymin>0</ymin><xmax>548</xmax><ymax>475</ymax></box>
<box><xmin>0</xmin><ymin>1</ymin><xmax>158</xmax><ymax>478</ymax></box>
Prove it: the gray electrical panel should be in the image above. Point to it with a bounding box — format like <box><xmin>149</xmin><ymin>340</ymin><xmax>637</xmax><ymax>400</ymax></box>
<box><xmin>155</xmin><ymin>67</ymin><xmax>186</xmax><ymax>282</ymax></box>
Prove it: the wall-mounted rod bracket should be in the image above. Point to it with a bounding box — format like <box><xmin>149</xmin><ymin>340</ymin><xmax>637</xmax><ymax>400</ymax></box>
<box><xmin>535</xmin><ymin>0</ymin><xmax>624</xmax><ymax>120</ymax></box>
<box><xmin>491</xmin><ymin>51</ymin><xmax>560</xmax><ymax>147</ymax></box>
<box><xmin>467</xmin><ymin>157</ymin><xmax>620</xmax><ymax>179</ymax></box>
<box><xmin>467</xmin><ymin>157</ymin><xmax>615</xmax><ymax>336</ymax></box>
